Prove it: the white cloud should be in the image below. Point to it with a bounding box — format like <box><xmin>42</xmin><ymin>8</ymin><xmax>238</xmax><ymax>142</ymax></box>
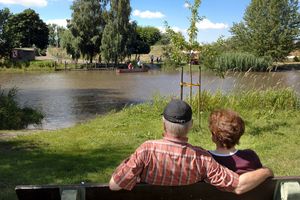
<box><xmin>0</xmin><ymin>0</ymin><xmax>47</xmax><ymax>7</ymax></box>
<box><xmin>184</xmin><ymin>2</ymin><xmax>190</xmax><ymax>8</ymax></box>
<box><xmin>157</xmin><ymin>26</ymin><xmax>186</xmax><ymax>34</ymax></box>
<box><xmin>46</xmin><ymin>19</ymin><xmax>68</xmax><ymax>27</ymax></box>
<box><xmin>133</xmin><ymin>9</ymin><xmax>165</xmax><ymax>19</ymax></box>
<box><xmin>197</xmin><ymin>19</ymin><xmax>229</xmax><ymax>30</ymax></box>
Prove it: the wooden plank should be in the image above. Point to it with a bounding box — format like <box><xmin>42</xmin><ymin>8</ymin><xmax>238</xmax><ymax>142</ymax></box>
<box><xmin>16</xmin><ymin>187</ymin><xmax>60</xmax><ymax>200</ymax></box>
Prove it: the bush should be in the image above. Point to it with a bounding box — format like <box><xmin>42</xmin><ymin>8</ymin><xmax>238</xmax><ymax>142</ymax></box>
<box><xmin>0</xmin><ymin>88</ymin><xmax>44</xmax><ymax>130</ymax></box>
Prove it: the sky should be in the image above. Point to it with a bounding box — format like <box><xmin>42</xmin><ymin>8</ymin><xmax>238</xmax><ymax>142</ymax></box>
<box><xmin>0</xmin><ymin>0</ymin><xmax>251</xmax><ymax>43</ymax></box>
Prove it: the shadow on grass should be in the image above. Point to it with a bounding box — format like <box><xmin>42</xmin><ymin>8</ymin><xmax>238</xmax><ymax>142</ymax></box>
<box><xmin>247</xmin><ymin>121</ymin><xmax>288</xmax><ymax>136</ymax></box>
<box><xmin>0</xmin><ymin>139</ymin><xmax>132</xmax><ymax>200</ymax></box>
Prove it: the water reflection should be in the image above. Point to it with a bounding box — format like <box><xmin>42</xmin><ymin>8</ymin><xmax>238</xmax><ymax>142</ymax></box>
<box><xmin>0</xmin><ymin>70</ymin><xmax>299</xmax><ymax>129</ymax></box>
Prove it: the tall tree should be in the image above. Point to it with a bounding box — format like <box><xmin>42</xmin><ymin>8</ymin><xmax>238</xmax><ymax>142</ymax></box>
<box><xmin>69</xmin><ymin>0</ymin><xmax>107</xmax><ymax>63</ymax></box>
<box><xmin>101</xmin><ymin>0</ymin><xmax>131</xmax><ymax>64</ymax></box>
<box><xmin>231</xmin><ymin>0</ymin><xmax>300</xmax><ymax>61</ymax></box>
<box><xmin>126</xmin><ymin>21</ymin><xmax>150</xmax><ymax>59</ymax></box>
<box><xmin>60</xmin><ymin>29</ymin><xmax>80</xmax><ymax>61</ymax></box>
<box><xmin>6</xmin><ymin>9</ymin><xmax>49</xmax><ymax>49</ymax></box>
<box><xmin>48</xmin><ymin>24</ymin><xmax>65</xmax><ymax>47</ymax></box>
<box><xmin>0</xmin><ymin>8</ymin><xmax>12</xmax><ymax>58</ymax></box>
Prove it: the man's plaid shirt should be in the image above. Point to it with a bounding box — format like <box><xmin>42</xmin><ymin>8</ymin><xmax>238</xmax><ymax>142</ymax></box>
<box><xmin>112</xmin><ymin>133</ymin><xmax>239</xmax><ymax>191</ymax></box>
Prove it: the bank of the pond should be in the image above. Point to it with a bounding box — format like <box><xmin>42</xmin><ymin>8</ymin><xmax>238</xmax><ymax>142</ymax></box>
<box><xmin>0</xmin><ymin>90</ymin><xmax>300</xmax><ymax>200</ymax></box>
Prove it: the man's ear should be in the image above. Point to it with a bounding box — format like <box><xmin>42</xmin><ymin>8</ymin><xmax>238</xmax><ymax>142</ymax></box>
<box><xmin>162</xmin><ymin>117</ymin><xmax>166</xmax><ymax>132</ymax></box>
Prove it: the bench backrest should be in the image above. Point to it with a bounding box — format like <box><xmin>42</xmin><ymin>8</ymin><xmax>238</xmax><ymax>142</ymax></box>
<box><xmin>15</xmin><ymin>177</ymin><xmax>300</xmax><ymax>200</ymax></box>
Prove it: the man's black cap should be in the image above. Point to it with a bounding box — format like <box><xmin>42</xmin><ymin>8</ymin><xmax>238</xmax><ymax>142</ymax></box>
<box><xmin>163</xmin><ymin>99</ymin><xmax>192</xmax><ymax>124</ymax></box>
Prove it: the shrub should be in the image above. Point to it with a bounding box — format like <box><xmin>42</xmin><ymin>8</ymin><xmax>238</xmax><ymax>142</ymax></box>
<box><xmin>0</xmin><ymin>88</ymin><xmax>44</xmax><ymax>130</ymax></box>
<box><xmin>293</xmin><ymin>56</ymin><xmax>299</xmax><ymax>62</ymax></box>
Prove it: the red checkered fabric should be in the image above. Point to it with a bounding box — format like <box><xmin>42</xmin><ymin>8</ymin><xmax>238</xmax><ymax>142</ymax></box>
<box><xmin>112</xmin><ymin>134</ymin><xmax>239</xmax><ymax>191</ymax></box>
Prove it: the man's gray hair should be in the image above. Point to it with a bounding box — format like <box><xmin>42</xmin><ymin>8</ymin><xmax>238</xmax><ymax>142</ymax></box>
<box><xmin>163</xmin><ymin>117</ymin><xmax>192</xmax><ymax>137</ymax></box>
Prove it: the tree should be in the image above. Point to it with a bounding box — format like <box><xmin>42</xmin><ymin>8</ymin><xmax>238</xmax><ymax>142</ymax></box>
<box><xmin>137</xmin><ymin>26</ymin><xmax>161</xmax><ymax>46</ymax></box>
<box><xmin>101</xmin><ymin>0</ymin><xmax>131</xmax><ymax>64</ymax></box>
<box><xmin>163</xmin><ymin>22</ymin><xmax>188</xmax><ymax>66</ymax></box>
<box><xmin>69</xmin><ymin>0</ymin><xmax>108</xmax><ymax>63</ymax></box>
<box><xmin>231</xmin><ymin>0</ymin><xmax>300</xmax><ymax>61</ymax></box>
<box><xmin>6</xmin><ymin>9</ymin><xmax>49</xmax><ymax>49</ymax></box>
<box><xmin>60</xmin><ymin>29</ymin><xmax>80</xmax><ymax>61</ymax></box>
<box><xmin>0</xmin><ymin>8</ymin><xmax>12</xmax><ymax>58</ymax></box>
<box><xmin>126</xmin><ymin>21</ymin><xmax>150</xmax><ymax>59</ymax></box>
<box><xmin>48</xmin><ymin>24</ymin><xmax>65</xmax><ymax>47</ymax></box>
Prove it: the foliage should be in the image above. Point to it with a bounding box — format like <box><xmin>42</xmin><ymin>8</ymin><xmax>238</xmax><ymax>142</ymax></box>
<box><xmin>69</xmin><ymin>0</ymin><xmax>108</xmax><ymax>63</ymax></box>
<box><xmin>230</xmin><ymin>0</ymin><xmax>300</xmax><ymax>61</ymax></box>
<box><xmin>126</xmin><ymin>21</ymin><xmax>150</xmax><ymax>57</ymax></box>
<box><xmin>48</xmin><ymin>24</ymin><xmax>66</xmax><ymax>47</ymax></box>
<box><xmin>213</xmin><ymin>52</ymin><xmax>273</xmax><ymax>72</ymax></box>
<box><xmin>0</xmin><ymin>88</ymin><xmax>44</xmax><ymax>130</ymax></box>
<box><xmin>162</xmin><ymin>22</ymin><xmax>188</xmax><ymax>68</ymax></box>
<box><xmin>186</xmin><ymin>0</ymin><xmax>202</xmax><ymax>48</ymax></box>
<box><xmin>156</xmin><ymin>33</ymin><xmax>170</xmax><ymax>45</ymax></box>
<box><xmin>5</xmin><ymin>9</ymin><xmax>49</xmax><ymax>49</ymax></box>
<box><xmin>60</xmin><ymin>29</ymin><xmax>81</xmax><ymax>61</ymax></box>
<box><xmin>101</xmin><ymin>20</ymin><xmax>119</xmax><ymax>64</ymax></box>
<box><xmin>136</xmin><ymin>26</ymin><xmax>161</xmax><ymax>46</ymax></box>
<box><xmin>0</xmin><ymin>8</ymin><xmax>13</xmax><ymax>59</ymax></box>
<box><xmin>0</xmin><ymin>60</ymin><xmax>58</xmax><ymax>70</ymax></box>
<box><xmin>101</xmin><ymin>0</ymin><xmax>131</xmax><ymax>64</ymax></box>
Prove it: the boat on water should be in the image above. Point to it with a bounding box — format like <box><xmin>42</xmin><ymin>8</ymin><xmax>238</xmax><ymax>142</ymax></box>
<box><xmin>116</xmin><ymin>68</ymin><xmax>148</xmax><ymax>73</ymax></box>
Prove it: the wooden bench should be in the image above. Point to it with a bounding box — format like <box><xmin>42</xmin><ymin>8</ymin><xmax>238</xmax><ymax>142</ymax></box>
<box><xmin>15</xmin><ymin>176</ymin><xmax>300</xmax><ymax>200</ymax></box>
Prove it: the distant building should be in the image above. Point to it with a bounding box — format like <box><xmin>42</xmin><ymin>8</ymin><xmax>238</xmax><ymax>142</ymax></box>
<box><xmin>12</xmin><ymin>48</ymin><xmax>35</xmax><ymax>62</ymax></box>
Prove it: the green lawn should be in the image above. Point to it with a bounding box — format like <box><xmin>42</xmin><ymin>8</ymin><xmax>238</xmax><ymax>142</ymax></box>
<box><xmin>0</xmin><ymin>90</ymin><xmax>300</xmax><ymax>200</ymax></box>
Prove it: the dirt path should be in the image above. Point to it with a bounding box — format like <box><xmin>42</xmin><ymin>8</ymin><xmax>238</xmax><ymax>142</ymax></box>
<box><xmin>0</xmin><ymin>130</ymin><xmax>43</xmax><ymax>139</ymax></box>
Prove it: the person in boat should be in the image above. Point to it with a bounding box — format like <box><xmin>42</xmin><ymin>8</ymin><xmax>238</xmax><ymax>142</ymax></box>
<box><xmin>208</xmin><ymin>109</ymin><xmax>263</xmax><ymax>174</ymax></box>
<box><xmin>109</xmin><ymin>99</ymin><xmax>273</xmax><ymax>194</ymax></box>
<box><xmin>128</xmin><ymin>62</ymin><xmax>133</xmax><ymax>70</ymax></box>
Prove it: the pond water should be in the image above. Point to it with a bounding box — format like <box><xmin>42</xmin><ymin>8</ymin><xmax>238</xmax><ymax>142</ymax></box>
<box><xmin>0</xmin><ymin>70</ymin><xmax>299</xmax><ymax>129</ymax></box>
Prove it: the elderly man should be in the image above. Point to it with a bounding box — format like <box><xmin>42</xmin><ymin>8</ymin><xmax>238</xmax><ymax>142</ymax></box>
<box><xmin>109</xmin><ymin>99</ymin><xmax>273</xmax><ymax>194</ymax></box>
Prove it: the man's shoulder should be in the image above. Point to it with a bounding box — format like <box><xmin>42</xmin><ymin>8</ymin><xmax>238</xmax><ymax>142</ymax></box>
<box><xmin>189</xmin><ymin>144</ymin><xmax>211</xmax><ymax>157</ymax></box>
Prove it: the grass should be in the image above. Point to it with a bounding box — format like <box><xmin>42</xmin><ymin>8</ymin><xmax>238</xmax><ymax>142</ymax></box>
<box><xmin>0</xmin><ymin>92</ymin><xmax>300</xmax><ymax>199</ymax></box>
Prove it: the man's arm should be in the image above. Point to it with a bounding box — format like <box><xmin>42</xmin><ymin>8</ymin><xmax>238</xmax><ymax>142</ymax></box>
<box><xmin>109</xmin><ymin>177</ymin><xmax>122</xmax><ymax>191</ymax></box>
<box><xmin>234</xmin><ymin>167</ymin><xmax>274</xmax><ymax>195</ymax></box>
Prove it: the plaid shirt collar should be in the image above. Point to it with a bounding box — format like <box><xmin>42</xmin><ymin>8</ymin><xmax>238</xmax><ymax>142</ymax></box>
<box><xmin>163</xmin><ymin>132</ymin><xmax>188</xmax><ymax>144</ymax></box>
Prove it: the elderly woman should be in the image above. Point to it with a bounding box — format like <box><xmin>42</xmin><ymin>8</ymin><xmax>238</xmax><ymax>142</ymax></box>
<box><xmin>208</xmin><ymin>109</ymin><xmax>263</xmax><ymax>174</ymax></box>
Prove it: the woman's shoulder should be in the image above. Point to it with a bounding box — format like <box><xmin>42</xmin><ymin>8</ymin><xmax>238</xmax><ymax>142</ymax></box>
<box><xmin>237</xmin><ymin>149</ymin><xmax>260</xmax><ymax>158</ymax></box>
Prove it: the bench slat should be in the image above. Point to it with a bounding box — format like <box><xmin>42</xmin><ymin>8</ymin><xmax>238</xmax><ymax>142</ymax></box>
<box><xmin>15</xmin><ymin>177</ymin><xmax>300</xmax><ymax>200</ymax></box>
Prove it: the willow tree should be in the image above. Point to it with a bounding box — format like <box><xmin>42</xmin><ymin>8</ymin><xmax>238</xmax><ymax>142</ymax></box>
<box><xmin>69</xmin><ymin>0</ymin><xmax>108</xmax><ymax>63</ymax></box>
<box><xmin>231</xmin><ymin>0</ymin><xmax>300</xmax><ymax>61</ymax></box>
<box><xmin>101</xmin><ymin>0</ymin><xmax>131</xmax><ymax>65</ymax></box>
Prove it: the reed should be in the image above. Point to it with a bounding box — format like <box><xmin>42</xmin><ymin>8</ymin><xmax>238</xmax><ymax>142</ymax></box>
<box><xmin>214</xmin><ymin>52</ymin><xmax>273</xmax><ymax>72</ymax></box>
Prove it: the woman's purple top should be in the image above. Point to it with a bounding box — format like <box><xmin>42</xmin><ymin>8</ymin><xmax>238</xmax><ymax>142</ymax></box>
<box><xmin>208</xmin><ymin>149</ymin><xmax>263</xmax><ymax>174</ymax></box>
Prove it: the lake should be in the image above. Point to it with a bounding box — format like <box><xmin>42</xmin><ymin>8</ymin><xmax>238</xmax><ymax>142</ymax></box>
<box><xmin>0</xmin><ymin>70</ymin><xmax>299</xmax><ymax>129</ymax></box>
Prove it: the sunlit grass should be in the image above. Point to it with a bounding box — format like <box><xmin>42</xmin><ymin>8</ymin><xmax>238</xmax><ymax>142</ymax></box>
<box><xmin>0</xmin><ymin>89</ymin><xmax>299</xmax><ymax>200</ymax></box>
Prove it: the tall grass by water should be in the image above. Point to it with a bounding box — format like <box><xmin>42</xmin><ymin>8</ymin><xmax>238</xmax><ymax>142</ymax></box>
<box><xmin>214</xmin><ymin>52</ymin><xmax>273</xmax><ymax>72</ymax></box>
<box><xmin>0</xmin><ymin>89</ymin><xmax>299</xmax><ymax>200</ymax></box>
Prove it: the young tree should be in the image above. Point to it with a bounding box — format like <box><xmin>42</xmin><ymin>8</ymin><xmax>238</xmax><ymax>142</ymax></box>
<box><xmin>101</xmin><ymin>0</ymin><xmax>131</xmax><ymax>65</ymax></box>
<box><xmin>69</xmin><ymin>0</ymin><xmax>107</xmax><ymax>63</ymax></box>
<box><xmin>5</xmin><ymin>9</ymin><xmax>49</xmax><ymax>49</ymax></box>
<box><xmin>0</xmin><ymin>8</ymin><xmax>13</xmax><ymax>58</ymax></box>
<box><xmin>231</xmin><ymin>0</ymin><xmax>300</xmax><ymax>61</ymax></box>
